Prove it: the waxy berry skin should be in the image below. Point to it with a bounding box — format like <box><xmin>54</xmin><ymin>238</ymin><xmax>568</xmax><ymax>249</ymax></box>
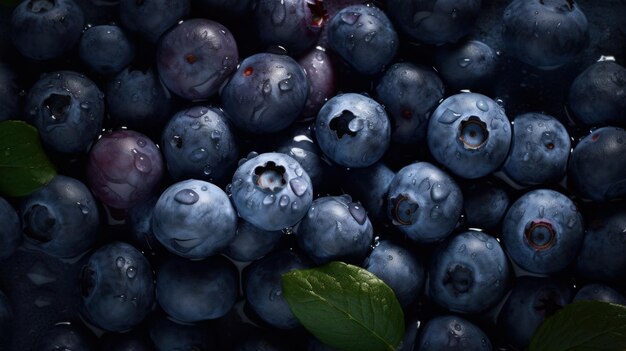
<box><xmin>152</xmin><ymin>179</ymin><xmax>237</xmax><ymax>260</ymax></box>
<box><xmin>427</xmin><ymin>92</ymin><xmax>512</xmax><ymax>179</ymax></box>
<box><xmin>502</xmin><ymin>189</ymin><xmax>584</xmax><ymax>274</ymax></box>
<box><xmin>157</xmin><ymin>18</ymin><xmax>238</xmax><ymax>100</ymax></box>
<box><xmin>86</xmin><ymin>129</ymin><xmax>164</xmax><ymax>210</ymax></box>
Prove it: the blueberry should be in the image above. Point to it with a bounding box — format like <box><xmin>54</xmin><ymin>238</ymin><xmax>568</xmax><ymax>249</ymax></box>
<box><xmin>80</xmin><ymin>242</ymin><xmax>155</xmax><ymax>332</ymax></box>
<box><xmin>225</xmin><ymin>219</ymin><xmax>283</xmax><ymax>262</ymax></box>
<box><xmin>230</xmin><ymin>152</ymin><xmax>313</xmax><ymax>231</ymax></box>
<box><xmin>327</xmin><ymin>4</ymin><xmax>398</xmax><ymax>75</ymax></box>
<box><xmin>428</xmin><ymin>230</ymin><xmax>510</xmax><ymax>314</ymax></box>
<box><xmin>298</xmin><ymin>46</ymin><xmax>336</xmax><ymax>119</ymax></box>
<box><xmin>568</xmin><ymin>61</ymin><xmax>626</xmax><ymax>127</ymax></box>
<box><xmin>315</xmin><ymin>93</ymin><xmax>391</xmax><ymax>168</ymax></box>
<box><xmin>157</xmin><ymin>18</ymin><xmax>239</xmax><ymax>100</ymax></box>
<box><xmin>462</xmin><ymin>179</ymin><xmax>510</xmax><ymax>231</ymax></box>
<box><xmin>296</xmin><ymin>194</ymin><xmax>373</xmax><ymax>264</ymax></box>
<box><xmin>78</xmin><ymin>24</ymin><xmax>135</xmax><ymax>76</ymax></box>
<box><xmin>502</xmin><ymin>189</ymin><xmax>584</xmax><ymax>274</ymax></box>
<box><xmin>25</xmin><ymin>71</ymin><xmax>105</xmax><ymax>154</ymax></box>
<box><xmin>573</xmin><ymin>283</ymin><xmax>626</xmax><ymax>305</ymax></box>
<box><xmin>434</xmin><ymin>39</ymin><xmax>498</xmax><ymax>91</ymax></box>
<box><xmin>87</xmin><ymin>129</ymin><xmax>164</xmax><ymax>209</ymax></box>
<box><xmin>20</xmin><ymin>175</ymin><xmax>99</xmax><ymax>258</ymax></box>
<box><xmin>386</xmin><ymin>162</ymin><xmax>463</xmax><ymax>243</ymax></box>
<box><xmin>341</xmin><ymin>162</ymin><xmax>395</xmax><ymax>223</ymax></box>
<box><xmin>427</xmin><ymin>92</ymin><xmax>511</xmax><ymax>179</ymax></box>
<box><xmin>11</xmin><ymin>0</ymin><xmax>84</xmax><ymax>60</ymax></box>
<box><xmin>386</xmin><ymin>0</ymin><xmax>481</xmax><ymax>45</ymax></box>
<box><xmin>0</xmin><ymin>196</ymin><xmax>21</xmax><ymax>260</ymax></box>
<box><xmin>152</xmin><ymin>179</ymin><xmax>237</xmax><ymax>259</ymax></box>
<box><xmin>417</xmin><ymin>315</ymin><xmax>492</xmax><ymax>351</ymax></box>
<box><xmin>156</xmin><ymin>255</ymin><xmax>238</xmax><ymax>322</ymax></box>
<box><xmin>254</xmin><ymin>0</ymin><xmax>326</xmax><ymax>54</ymax></box>
<box><xmin>502</xmin><ymin>0</ymin><xmax>589</xmax><ymax>70</ymax></box>
<box><xmin>119</xmin><ymin>0</ymin><xmax>190</xmax><ymax>42</ymax></box>
<box><xmin>0</xmin><ymin>63</ymin><xmax>18</xmax><ymax>122</ymax></box>
<box><xmin>363</xmin><ymin>240</ymin><xmax>424</xmax><ymax>308</ymax></box>
<box><xmin>221</xmin><ymin>53</ymin><xmax>309</xmax><ymax>134</ymax></box>
<box><xmin>498</xmin><ymin>276</ymin><xmax>573</xmax><ymax>349</ymax></box>
<box><xmin>149</xmin><ymin>315</ymin><xmax>214</xmax><ymax>351</ymax></box>
<box><xmin>576</xmin><ymin>206</ymin><xmax>626</xmax><ymax>283</ymax></box>
<box><xmin>375</xmin><ymin>62</ymin><xmax>444</xmax><ymax>144</ymax></box>
<box><xmin>568</xmin><ymin>127</ymin><xmax>626</xmax><ymax>202</ymax></box>
<box><xmin>161</xmin><ymin>105</ymin><xmax>239</xmax><ymax>184</ymax></box>
<box><xmin>33</xmin><ymin>322</ymin><xmax>96</xmax><ymax>351</ymax></box>
<box><xmin>242</xmin><ymin>249</ymin><xmax>312</xmax><ymax>329</ymax></box>
<box><xmin>106</xmin><ymin>67</ymin><xmax>173</xmax><ymax>132</ymax></box>
<box><xmin>503</xmin><ymin>112</ymin><xmax>571</xmax><ymax>186</ymax></box>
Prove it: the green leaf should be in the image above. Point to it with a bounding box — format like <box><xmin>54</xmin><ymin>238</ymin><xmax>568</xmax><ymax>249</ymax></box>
<box><xmin>0</xmin><ymin>120</ymin><xmax>56</xmax><ymax>197</ymax></box>
<box><xmin>281</xmin><ymin>261</ymin><xmax>405</xmax><ymax>351</ymax></box>
<box><xmin>529</xmin><ymin>301</ymin><xmax>626</xmax><ymax>351</ymax></box>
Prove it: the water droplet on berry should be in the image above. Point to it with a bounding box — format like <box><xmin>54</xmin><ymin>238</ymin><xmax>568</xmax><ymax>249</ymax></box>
<box><xmin>289</xmin><ymin>177</ymin><xmax>309</xmax><ymax>196</ymax></box>
<box><xmin>174</xmin><ymin>189</ymin><xmax>199</xmax><ymax>205</ymax></box>
<box><xmin>126</xmin><ymin>266</ymin><xmax>137</xmax><ymax>278</ymax></box>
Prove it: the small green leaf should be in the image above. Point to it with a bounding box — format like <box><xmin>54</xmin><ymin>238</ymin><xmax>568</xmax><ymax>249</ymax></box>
<box><xmin>0</xmin><ymin>120</ymin><xmax>56</xmax><ymax>197</ymax></box>
<box><xmin>529</xmin><ymin>301</ymin><xmax>626</xmax><ymax>351</ymax></box>
<box><xmin>282</xmin><ymin>261</ymin><xmax>404</xmax><ymax>351</ymax></box>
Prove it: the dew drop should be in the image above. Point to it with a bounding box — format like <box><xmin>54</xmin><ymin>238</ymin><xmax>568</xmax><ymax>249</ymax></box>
<box><xmin>203</xmin><ymin>165</ymin><xmax>212</xmax><ymax>176</ymax></box>
<box><xmin>116</xmin><ymin>257</ymin><xmax>125</xmax><ymax>268</ymax></box>
<box><xmin>278</xmin><ymin>78</ymin><xmax>293</xmax><ymax>92</ymax></box>
<box><xmin>289</xmin><ymin>177</ymin><xmax>309</xmax><ymax>197</ymax></box>
<box><xmin>136</xmin><ymin>138</ymin><xmax>147</xmax><ymax>147</ymax></box>
<box><xmin>430</xmin><ymin>182</ymin><xmax>450</xmax><ymax>202</ymax></box>
<box><xmin>340</xmin><ymin>11</ymin><xmax>361</xmax><ymax>24</ymax></box>
<box><xmin>210</xmin><ymin>130</ymin><xmax>222</xmax><ymax>141</ymax></box>
<box><xmin>263</xmin><ymin>194</ymin><xmax>276</xmax><ymax>205</ymax></box>
<box><xmin>291</xmin><ymin>201</ymin><xmax>299</xmax><ymax>212</ymax></box>
<box><xmin>476</xmin><ymin>100</ymin><xmax>489</xmax><ymax>111</ymax></box>
<box><xmin>364</xmin><ymin>31</ymin><xmax>377</xmax><ymax>42</ymax></box>
<box><xmin>126</xmin><ymin>266</ymin><xmax>137</xmax><ymax>279</ymax></box>
<box><xmin>430</xmin><ymin>205</ymin><xmax>442</xmax><ymax>219</ymax></box>
<box><xmin>457</xmin><ymin>58</ymin><xmax>471</xmax><ymax>68</ymax></box>
<box><xmin>174</xmin><ymin>189</ymin><xmax>199</xmax><ymax>205</ymax></box>
<box><xmin>262</xmin><ymin>79</ymin><xmax>272</xmax><ymax>95</ymax></box>
<box><xmin>348</xmin><ymin>202</ymin><xmax>367</xmax><ymax>225</ymax></box>
<box><xmin>189</xmin><ymin>148</ymin><xmax>207</xmax><ymax>162</ymax></box>
<box><xmin>76</xmin><ymin>201</ymin><xmax>90</xmax><ymax>215</ymax></box>
<box><xmin>438</xmin><ymin>108</ymin><xmax>462</xmax><ymax>124</ymax></box>
<box><xmin>348</xmin><ymin>117</ymin><xmax>365</xmax><ymax>132</ymax></box>
<box><xmin>133</xmin><ymin>150</ymin><xmax>152</xmax><ymax>173</ymax></box>
<box><xmin>486</xmin><ymin>241</ymin><xmax>494</xmax><ymax>250</ymax></box>
<box><xmin>279</xmin><ymin>195</ymin><xmax>290</xmax><ymax>208</ymax></box>
<box><xmin>79</xmin><ymin>102</ymin><xmax>90</xmax><ymax>110</ymax></box>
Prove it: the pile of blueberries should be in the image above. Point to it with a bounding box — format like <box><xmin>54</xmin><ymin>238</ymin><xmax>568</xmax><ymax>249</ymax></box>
<box><xmin>1</xmin><ymin>0</ymin><xmax>626</xmax><ymax>350</ymax></box>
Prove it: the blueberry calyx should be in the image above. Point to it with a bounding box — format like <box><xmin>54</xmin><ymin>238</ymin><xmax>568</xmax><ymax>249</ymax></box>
<box><xmin>524</xmin><ymin>219</ymin><xmax>557</xmax><ymax>250</ymax></box>
<box><xmin>44</xmin><ymin>93</ymin><xmax>72</xmax><ymax>123</ymax></box>
<box><xmin>329</xmin><ymin>110</ymin><xmax>358</xmax><ymax>139</ymax></box>
<box><xmin>390</xmin><ymin>194</ymin><xmax>418</xmax><ymax>225</ymax></box>
<box><xmin>444</xmin><ymin>264</ymin><xmax>474</xmax><ymax>295</ymax></box>
<box><xmin>533</xmin><ymin>289</ymin><xmax>563</xmax><ymax>317</ymax></box>
<box><xmin>28</xmin><ymin>0</ymin><xmax>55</xmax><ymax>13</ymax></box>
<box><xmin>458</xmin><ymin>116</ymin><xmax>488</xmax><ymax>150</ymax></box>
<box><xmin>253</xmin><ymin>161</ymin><xmax>287</xmax><ymax>192</ymax></box>
<box><xmin>23</xmin><ymin>204</ymin><xmax>56</xmax><ymax>243</ymax></box>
